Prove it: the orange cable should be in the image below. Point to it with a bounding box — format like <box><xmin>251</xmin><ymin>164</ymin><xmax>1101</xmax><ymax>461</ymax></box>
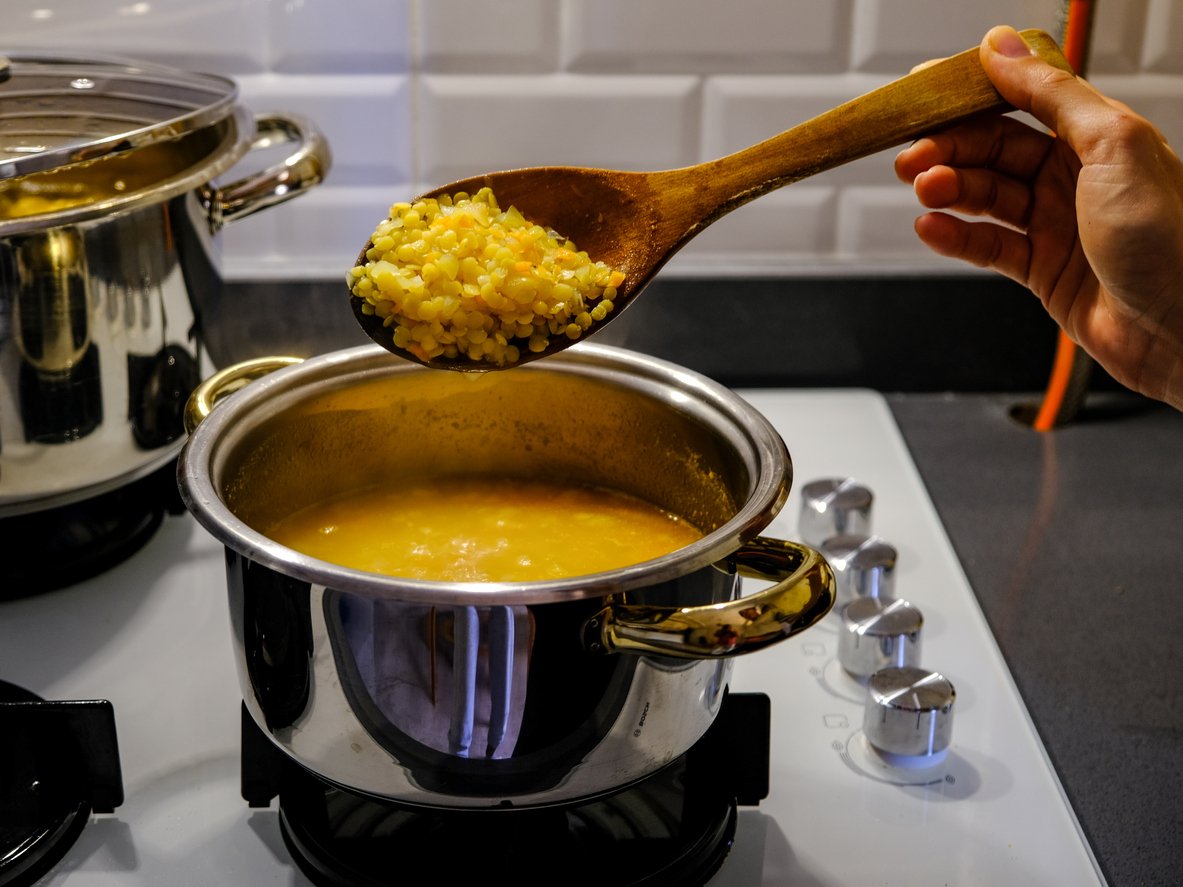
<box><xmin>1033</xmin><ymin>334</ymin><xmax>1079</xmax><ymax>431</ymax></box>
<box><xmin>1032</xmin><ymin>0</ymin><xmax>1093</xmax><ymax>431</ymax></box>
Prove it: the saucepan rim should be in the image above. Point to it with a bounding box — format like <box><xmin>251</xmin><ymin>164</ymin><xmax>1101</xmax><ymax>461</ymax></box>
<box><xmin>178</xmin><ymin>342</ymin><xmax>792</xmax><ymax>605</ymax></box>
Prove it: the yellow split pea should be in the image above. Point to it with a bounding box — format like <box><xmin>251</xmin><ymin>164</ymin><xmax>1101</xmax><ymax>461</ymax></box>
<box><xmin>348</xmin><ymin>188</ymin><xmax>624</xmax><ymax>367</ymax></box>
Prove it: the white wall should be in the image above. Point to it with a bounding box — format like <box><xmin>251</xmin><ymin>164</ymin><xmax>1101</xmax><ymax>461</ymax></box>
<box><xmin>7</xmin><ymin>0</ymin><xmax>1181</xmax><ymax>280</ymax></box>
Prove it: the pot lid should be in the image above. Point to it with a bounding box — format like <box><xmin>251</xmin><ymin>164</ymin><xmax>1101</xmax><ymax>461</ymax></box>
<box><xmin>0</xmin><ymin>52</ymin><xmax>238</xmax><ymax>181</ymax></box>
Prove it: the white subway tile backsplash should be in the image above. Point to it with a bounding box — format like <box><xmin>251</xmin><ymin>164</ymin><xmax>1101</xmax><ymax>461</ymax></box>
<box><xmin>836</xmin><ymin>186</ymin><xmax>957</xmax><ymax>265</ymax></box>
<box><xmin>850</xmin><ymin>0</ymin><xmax>1061</xmax><ymax>72</ymax></box>
<box><xmin>220</xmin><ymin>205</ymin><xmax>278</xmax><ymax>274</ymax></box>
<box><xmin>1084</xmin><ymin>0</ymin><xmax>1150</xmax><ymax>74</ymax></box>
<box><xmin>234</xmin><ymin>74</ymin><xmax>412</xmax><ymax>184</ymax></box>
<box><xmin>267</xmin><ymin>0</ymin><xmax>411</xmax><ymax>74</ymax></box>
<box><xmin>678</xmin><ymin>187</ymin><xmax>838</xmax><ymax>261</ymax></box>
<box><xmin>1142</xmin><ymin>0</ymin><xmax>1183</xmax><ymax>73</ymax></box>
<box><xmin>419</xmin><ymin>0</ymin><xmax>559</xmax><ymax>73</ymax></box>
<box><xmin>1090</xmin><ymin>75</ymin><xmax>1183</xmax><ymax>155</ymax></box>
<box><xmin>418</xmin><ymin>74</ymin><xmax>699</xmax><ymax>185</ymax></box>
<box><xmin>701</xmin><ymin>75</ymin><xmax>899</xmax><ymax>186</ymax></box>
<box><xmin>7</xmin><ymin>0</ymin><xmax>1181</xmax><ymax>280</ymax></box>
<box><xmin>3</xmin><ymin>0</ymin><xmax>269</xmax><ymax>73</ymax></box>
<box><xmin>562</xmin><ymin>0</ymin><xmax>853</xmax><ymax>74</ymax></box>
<box><xmin>223</xmin><ymin>186</ymin><xmax>394</xmax><ymax>280</ymax></box>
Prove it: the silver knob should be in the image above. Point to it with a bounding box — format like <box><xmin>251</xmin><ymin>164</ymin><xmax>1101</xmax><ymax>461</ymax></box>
<box><xmin>864</xmin><ymin>666</ymin><xmax>955</xmax><ymax>761</ymax></box>
<box><xmin>821</xmin><ymin>533</ymin><xmax>896</xmax><ymax>603</ymax></box>
<box><xmin>838</xmin><ymin>596</ymin><xmax>922</xmax><ymax>678</ymax></box>
<box><xmin>798</xmin><ymin>478</ymin><xmax>872</xmax><ymax>547</ymax></box>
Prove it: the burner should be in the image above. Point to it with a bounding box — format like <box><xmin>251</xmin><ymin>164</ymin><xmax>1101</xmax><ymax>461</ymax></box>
<box><xmin>0</xmin><ymin>460</ymin><xmax>184</xmax><ymax>598</ymax></box>
<box><xmin>278</xmin><ymin>758</ymin><xmax>736</xmax><ymax>887</ymax></box>
<box><xmin>0</xmin><ymin>681</ymin><xmax>123</xmax><ymax>887</ymax></box>
<box><xmin>244</xmin><ymin>694</ymin><xmax>770</xmax><ymax>887</ymax></box>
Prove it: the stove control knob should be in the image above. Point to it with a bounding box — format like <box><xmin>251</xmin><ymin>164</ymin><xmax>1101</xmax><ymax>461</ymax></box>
<box><xmin>821</xmin><ymin>533</ymin><xmax>896</xmax><ymax>603</ymax></box>
<box><xmin>798</xmin><ymin>478</ymin><xmax>872</xmax><ymax>547</ymax></box>
<box><xmin>864</xmin><ymin>666</ymin><xmax>955</xmax><ymax>762</ymax></box>
<box><xmin>838</xmin><ymin>596</ymin><xmax>922</xmax><ymax>678</ymax></box>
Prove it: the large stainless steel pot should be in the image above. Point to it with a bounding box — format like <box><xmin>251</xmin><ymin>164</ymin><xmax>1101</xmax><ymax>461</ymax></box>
<box><xmin>0</xmin><ymin>54</ymin><xmax>330</xmax><ymax>516</ymax></box>
<box><xmin>179</xmin><ymin>344</ymin><xmax>834</xmax><ymax>808</ymax></box>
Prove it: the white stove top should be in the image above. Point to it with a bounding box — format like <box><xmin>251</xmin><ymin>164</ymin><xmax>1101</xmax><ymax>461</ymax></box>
<box><xmin>0</xmin><ymin>389</ymin><xmax>1106</xmax><ymax>885</ymax></box>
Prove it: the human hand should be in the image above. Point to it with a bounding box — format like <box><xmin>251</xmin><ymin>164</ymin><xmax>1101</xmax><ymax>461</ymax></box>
<box><xmin>895</xmin><ymin>25</ymin><xmax>1183</xmax><ymax>410</ymax></box>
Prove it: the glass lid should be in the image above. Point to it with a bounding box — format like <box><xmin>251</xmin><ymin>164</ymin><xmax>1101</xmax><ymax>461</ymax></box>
<box><xmin>0</xmin><ymin>52</ymin><xmax>238</xmax><ymax>181</ymax></box>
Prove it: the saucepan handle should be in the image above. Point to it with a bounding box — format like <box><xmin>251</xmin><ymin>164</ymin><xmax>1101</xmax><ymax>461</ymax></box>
<box><xmin>183</xmin><ymin>356</ymin><xmax>304</xmax><ymax>434</ymax></box>
<box><xmin>582</xmin><ymin>537</ymin><xmax>835</xmax><ymax>659</ymax></box>
<box><xmin>207</xmin><ymin>112</ymin><xmax>331</xmax><ymax>231</ymax></box>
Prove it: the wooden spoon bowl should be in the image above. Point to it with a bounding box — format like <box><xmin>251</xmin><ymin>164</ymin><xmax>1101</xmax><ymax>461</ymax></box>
<box><xmin>353</xmin><ymin>29</ymin><xmax>1070</xmax><ymax>370</ymax></box>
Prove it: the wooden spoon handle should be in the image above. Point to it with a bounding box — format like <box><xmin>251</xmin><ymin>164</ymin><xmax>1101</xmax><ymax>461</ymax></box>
<box><xmin>691</xmin><ymin>29</ymin><xmax>1072</xmax><ymax>212</ymax></box>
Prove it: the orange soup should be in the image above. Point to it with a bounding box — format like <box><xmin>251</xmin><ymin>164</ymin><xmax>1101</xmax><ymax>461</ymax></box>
<box><xmin>265</xmin><ymin>477</ymin><xmax>702</xmax><ymax>582</ymax></box>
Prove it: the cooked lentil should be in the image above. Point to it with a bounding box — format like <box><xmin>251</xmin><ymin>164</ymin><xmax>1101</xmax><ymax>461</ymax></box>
<box><xmin>349</xmin><ymin>187</ymin><xmax>624</xmax><ymax>367</ymax></box>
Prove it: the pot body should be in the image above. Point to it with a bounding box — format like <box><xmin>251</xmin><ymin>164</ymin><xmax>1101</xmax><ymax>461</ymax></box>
<box><xmin>180</xmin><ymin>344</ymin><xmax>834</xmax><ymax>808</ymax></box>
<box><xmin>0</xmin><ymin>109</ymin><xmax>329</xmax><ymax>516</ymax></box>
<box><xmin>230</xmin><ymin>551</ymin><xmax>736</xmax><ymax>808</ymax></box>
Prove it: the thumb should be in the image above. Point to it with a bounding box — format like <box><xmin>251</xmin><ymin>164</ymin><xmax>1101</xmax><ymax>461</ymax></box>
<box><xmin>980</xmin><ymin>25</ymin><xmax>1114</xmax><ymax>155</ymax></box>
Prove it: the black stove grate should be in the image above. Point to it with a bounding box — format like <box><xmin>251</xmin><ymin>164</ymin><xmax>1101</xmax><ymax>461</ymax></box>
<box><xmin>0</xmin><ymin>460</ymin><xmax>184</xmax><ymax>599</ymax></box>
<box><xmin>243</xmin><ymin>692</ymin><xmax>770</xmax><ymax>887</ymax></box>
<box><xmin>0</xmin><ymin>681</ymin><xmax>123</xmax><ymax>887</ymax></box>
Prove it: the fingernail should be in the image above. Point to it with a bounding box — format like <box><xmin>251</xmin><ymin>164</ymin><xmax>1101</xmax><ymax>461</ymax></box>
<box><xmin>988</xmin><ymin>25</ymin><xmax>1033</xmax><ymax>59</ymax></box>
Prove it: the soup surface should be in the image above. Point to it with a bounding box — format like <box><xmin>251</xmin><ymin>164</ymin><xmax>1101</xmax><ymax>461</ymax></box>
<box><xmin>265</xmin><ymin>477</ymin><xmax>702</xmax><ymax>582</ymax></box>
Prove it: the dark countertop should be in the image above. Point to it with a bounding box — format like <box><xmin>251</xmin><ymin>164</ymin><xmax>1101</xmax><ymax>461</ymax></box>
<box><xmin>888</xmin><ymin>392</ymin><xmax>1183</xmax><ymax>887</ymax></box>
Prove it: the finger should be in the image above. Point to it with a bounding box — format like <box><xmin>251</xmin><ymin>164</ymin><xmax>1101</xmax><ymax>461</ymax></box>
<box><xmin>979</xmin><ymin>26</ymin><xmax>1130</xmax><ymax>159</ymax></box>
<box><xmin>895</xmin><ymin>138</ymin><xmax>943</xmax><ymax>183</ymax></box>
<box><xmin>895</xmin><ymin>115</ymin><xmax>1054</xmax><ymax>183</ymax></box>
<box><xmin>912</xmin><ymin>165</ymin><xmax>1034</xmax><ymax>229</ymax></box>
<box><xmin>913</xmin><ymin>212</ymin><xmax>1033</xmax><ymax>284</ymax></box>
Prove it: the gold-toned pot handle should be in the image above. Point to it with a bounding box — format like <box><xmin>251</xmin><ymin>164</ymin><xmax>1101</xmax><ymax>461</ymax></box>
<box><xmin>184</xmin><ymin>356</ymin><xmax>303</xmax><ymax>434</ymax></box>
<box><xmin>582</xmin><ymin>538</ymin><xmax>835</xmax><ymax>659</ymax></box>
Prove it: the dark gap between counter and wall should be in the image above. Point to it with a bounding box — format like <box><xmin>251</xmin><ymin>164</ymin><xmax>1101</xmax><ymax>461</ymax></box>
<box><xmin>209</xmin><ymin>275</ymin><xmax>1124</xmax><ymax>395</ymax></box>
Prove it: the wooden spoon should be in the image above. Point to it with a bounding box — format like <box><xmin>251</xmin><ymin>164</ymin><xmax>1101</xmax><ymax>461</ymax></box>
<box><xmin>353</xmin><ymin>29</ymin><xmax>1070</xmax><ymax>370</ymax></box>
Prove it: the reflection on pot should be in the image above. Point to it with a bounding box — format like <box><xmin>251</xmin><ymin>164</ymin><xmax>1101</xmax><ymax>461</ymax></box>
<box><xmin>127</xmin><ymin>345</ymin><xmax>200</xmax><ymax>451</ymax></box>
<box><xmin>233</xmin><ymin>550</ymin><xmax>315</xmax><ymax>731</ymax></box>
<box><xmin>11</xmin><ymin>229</ymin><xmax>91</xmax><ymax>375</ymax></box>
<box><xmin>9</xmin><ymin>229</ymin><xmax>99</xmax><ymax>444</ymax></box>
<box><xmin>322</xmin><ymin>590</ymin><xmax>645</xmax><ymax>798</ymax></box>
<box><xmin>334</xmin><ymin>602</ymin><xmax>536</xmax><ymax>762</ymax></box>
<box><xmin>0</xmin><ymin>206</ymin><xmax>199</xmax><ymax>489</ymax></box>
<box><xmin>18</xmin><ymin>344</ymin><xmax>102</xmax><ymax>445</ymax></box>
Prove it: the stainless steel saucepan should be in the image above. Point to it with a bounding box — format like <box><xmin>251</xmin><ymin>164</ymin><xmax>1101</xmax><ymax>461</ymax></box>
<box><xmin>179</xmin><ymin>343</ymin><xmax>834</xmax><ymax>809</ymax></box>
<box><xmin>0</xmin><ymin>53</ymin><xmax>330</xmax><ymax>517</ymax></box>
